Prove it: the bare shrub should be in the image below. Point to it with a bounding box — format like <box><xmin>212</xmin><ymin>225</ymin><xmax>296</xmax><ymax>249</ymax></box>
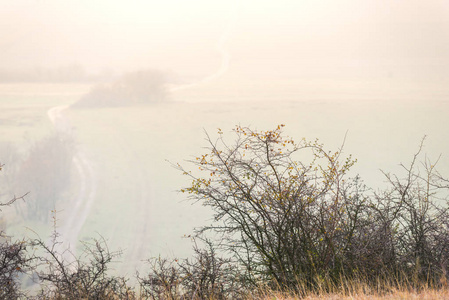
<box><xmin>138</xmin><ymin>256</ymin><xmax>184</xmax><ymax>299</ymax></box>
<box><xmin>176</xmin><ymin>126</ymin><xmax>449</xmax><ymax>292</ymax></box>
<box><xmin>176</xmin><ymin>125</ymin><xmax>359</xmax><ymax>288</ymax></box>
<box><xmin>0</xmin><ymin>181</ymin><xmax>32</xmax><ymax>299</ymax></box>
<box><xmin>0</xmin><ymin>235</ymin><xmax>33</xmax><ymax>299</ymax></box>
<box><xmin>178</xmin><ymin>239</ymin><xmax>241</xmax><ymax>299</ymax></box>
<box><xmin>138</xmin><ymin>239</ymin><xmax>240</xmax><ymax>299</ymax></box>
<box><xmin>34</xmin><ymin>235</ymin><xmax>135</xmax><ymax>299</ymax></box>
<box><xmin>371</xmin><ymin>138</ymin><xmax>449</xmax><ymax>284</ymax></box>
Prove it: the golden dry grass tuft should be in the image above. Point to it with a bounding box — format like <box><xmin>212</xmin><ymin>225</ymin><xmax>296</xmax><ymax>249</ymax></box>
<box><xmin>253</xmin><ymin>288</ymin><xmax>449</xmax><ymax>300</ymax></box>
<box><xmin>246</xmin><ymin>276</ymin><xmax>449</xmax><ymax>300</ymax></box>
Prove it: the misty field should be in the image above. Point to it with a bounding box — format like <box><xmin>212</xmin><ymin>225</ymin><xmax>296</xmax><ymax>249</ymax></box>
<box><xmin>2</xmin><ymin>81</ymin><xmax>449</xmax><ymax>262</ymax></box>
<box><xmin>3</xmin><ymin>1</ymin><xmax>449</xmax><ymax>297</ymax></box>
<box><xmin>1</xmin><ymin>81</ymin><xmax>448</xmax><ymax>297</ymax></box>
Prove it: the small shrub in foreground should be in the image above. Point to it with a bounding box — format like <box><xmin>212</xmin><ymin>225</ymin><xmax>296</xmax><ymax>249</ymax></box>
<box><xmin>33</xmin><ymin>235</ymin><xmax>135</xmax><ymax>299</ymax></box>
<box><xmin>0</xmin><ymin>190</ymin><xmax>31</xmax><ymax>299</ymax></box>
<box><xmin>138</xmin><ymin>239</ymin><xmax>243</xmax><ymax>299</ymax></box>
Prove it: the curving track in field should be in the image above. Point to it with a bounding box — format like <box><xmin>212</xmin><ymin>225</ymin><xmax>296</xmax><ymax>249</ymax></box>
<box><xmin>47</xmin><ymin>105</ymin><xmax>150</xmax><ymax>273</ymax></box>
<box><xmin>47</xmin><ymin>105</ymin><xmax>97</xmax><ymax>257</ymax></box>
<box><xmin>108</xmin><ymin>134</ymin><xmax>151</xmax><ymax>275</ymax></box>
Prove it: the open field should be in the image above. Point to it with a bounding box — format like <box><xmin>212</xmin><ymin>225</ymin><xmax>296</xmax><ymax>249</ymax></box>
<box><xmin>0</xmin><ymin>83</ymin><xmax>90</xmax><ymax>143</ymax></box>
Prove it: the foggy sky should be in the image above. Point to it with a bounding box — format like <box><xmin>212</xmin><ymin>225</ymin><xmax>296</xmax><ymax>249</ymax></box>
<box><xmin>1</xmin><ymin>0</ymin><xmax>449</xmax><ymax>79</ymax></box>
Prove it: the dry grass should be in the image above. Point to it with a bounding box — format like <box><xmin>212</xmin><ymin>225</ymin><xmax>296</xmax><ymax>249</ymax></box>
<box><xmin>254</xmin><ymin>288</ymin><xmax>449</xmax><ymax>300</ymax></box>
<box><xmin>247</xmin><ymin>277</ymin><xmax>449</xmax><ymax>300</ymax></box>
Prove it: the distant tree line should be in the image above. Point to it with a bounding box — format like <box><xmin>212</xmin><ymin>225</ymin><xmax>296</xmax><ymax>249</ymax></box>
<box><xmin>1</xmin><ymin>125</ymin><xmax>448</xmax><ymax>299</ymax></box>
<box><xmin>0</xmin><ymin>65</ymin><xmax>106</xmax><ymax>83</ymax></box>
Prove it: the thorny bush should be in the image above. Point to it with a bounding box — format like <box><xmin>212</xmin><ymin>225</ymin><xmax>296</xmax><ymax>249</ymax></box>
<box><xmin>0</xmin><ymin>171</ymin><xmax>30</xmax><ymax>299</ymax></box>
<box><xmin>138</xmin><ymin>239</ymin><xmax>241</xmax><ymax>299</ymax></box>
<box><xmin>177</xmin><ymin>125</ymin><xmax>449</xmax><ymax>291</ymax></box>
<box><xmin>33</xmin><ymin>235</ymin><xmax>135</xmax><ymax>299</ymax></box>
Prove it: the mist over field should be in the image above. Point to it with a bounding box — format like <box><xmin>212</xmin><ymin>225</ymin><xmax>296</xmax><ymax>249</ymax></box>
<box><xmin>1</xmin><ymin>0</ymin><xmax>449</xmax><ymax>279</ymax></box>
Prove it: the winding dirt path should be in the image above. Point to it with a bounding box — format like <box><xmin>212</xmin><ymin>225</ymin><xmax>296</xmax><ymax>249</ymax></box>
<box><xmin>109</xmin><ymin>135</ymin><xmax>151</xmax><ymax>275</ymax></box>
<box><xmin>47</xmin><ymin>105</ymin><xmax>97</xmax><ymax>256</ymax></box>
<box><xmin>47</xmin><ymin>105</ymin><xmax>151</xmax><ymax>274</ymax></box>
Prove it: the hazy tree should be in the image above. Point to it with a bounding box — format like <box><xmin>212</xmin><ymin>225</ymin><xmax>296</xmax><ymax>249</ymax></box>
<box><xmin>118</xmin><ymin>70</ymin><xmax>166</xmax><ymax>103</ymax></box>
<box><xmin>0</xmin><ymin>144</ymin><xmax>23</xmax><ymax>225</ymax></box>
<box><xmin>15</xmin><ymin>134</ymin><xmax>73</xmax><ymax>222</ymax></box>
<box><xmin>74</xmin><ymin>69</ymin><xmax>167</xmax><ymax>107</ymax></box>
